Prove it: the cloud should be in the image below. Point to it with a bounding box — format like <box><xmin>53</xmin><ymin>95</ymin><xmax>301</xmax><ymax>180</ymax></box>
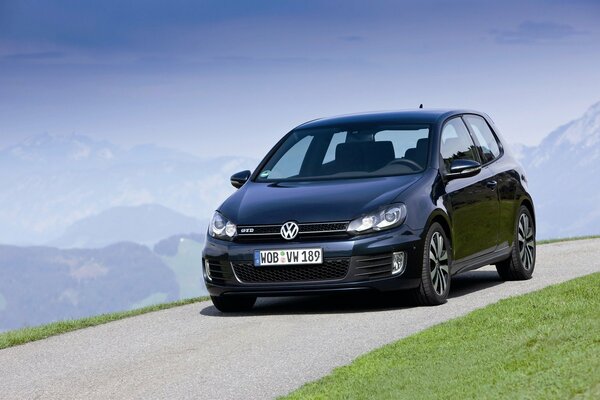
<box><xmin>492</xmin><ymin>21</ymin><xmax>586</xmax><ymax>44</ymax></box>
<box><xmin>0</xmin><ymin>0</ymin><xmax>323</xmax><ymax>51</ymax></box>
<box><xmin>1</xmin><ymin>51</ymin><xmax>65</xmax><ymax>60</ymax></box>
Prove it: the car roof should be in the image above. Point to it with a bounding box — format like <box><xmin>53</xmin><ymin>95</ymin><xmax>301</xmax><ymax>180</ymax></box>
<box><xmin>295</xmin><ymin>109</ymin><xmax>484</xmax><ymax>130</ymax></box>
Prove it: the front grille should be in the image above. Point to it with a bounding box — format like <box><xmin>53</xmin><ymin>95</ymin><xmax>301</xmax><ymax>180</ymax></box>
<box><xmin>231</xmin><ymin>258</ymin><xmax>350</xmax><ymax>283</ymax></box>
<box><xmin>236</xmin><ymin>221</ymin><xmax>350</xmax><ymax>242</ymax></box>
<box><xmin>352</xmin><ymin>254</ymin><xmax>393</xmax><ymax>279</ymax></box>
<box><xmin>299</xmin><ymin>222</ymin><xmax>348</xmax><ymax>232</ymax></box>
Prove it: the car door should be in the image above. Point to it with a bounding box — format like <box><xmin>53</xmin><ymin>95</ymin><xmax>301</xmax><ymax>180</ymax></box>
<box><xmin>462</xmin><ymin>114</ymin><xmax>505</xmax><ymax>243</ymax></box>
<box><xmin>441</xmin><ymin>117</ymin><xmax>500</xmax><ymax>263</ymax></box>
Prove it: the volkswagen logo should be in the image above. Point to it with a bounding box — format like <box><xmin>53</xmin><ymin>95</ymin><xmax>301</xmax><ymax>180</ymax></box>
<box><xmin>280</xmin><ymin>221</ymin><xmax>299</xmax><ymax>240</ymax></box>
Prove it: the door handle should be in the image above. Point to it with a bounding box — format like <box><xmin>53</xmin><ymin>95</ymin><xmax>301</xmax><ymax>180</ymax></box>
<box><xmin>486</xmin><ymin>180</ymin><xmax>497</xmax><ymax>190</ymax></box>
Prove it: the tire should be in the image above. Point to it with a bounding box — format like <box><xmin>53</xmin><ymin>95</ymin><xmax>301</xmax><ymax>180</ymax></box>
<box><xmin>496</xmin><ymin>205</ymin><xmax>535</xmax><ymax>280</ymax></box>
<box><xmin>210</xmin><ymin>295</ymin><xmax>257</xmax><ymax>312</ymax></box>
<box><xmin>411</xmin><ymin>222</ymin><xmax>451</xmax><ymax>306</ymax></box>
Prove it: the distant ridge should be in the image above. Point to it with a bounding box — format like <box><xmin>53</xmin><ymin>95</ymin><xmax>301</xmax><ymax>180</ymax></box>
<box><xmin>49</xmin><ymin>204</ymin><xmax>205</xmax><ymax>249</ymax></box>
<box><xmin>0</xmin><ymin>133</ymin><xmax>256</xmax><ymax>245</ymax></box>
<box><xmin>518</xmin><ymin>101</ymin><xmax>600</xmax><ymax>239</ymax></box>
<box><xmin>154</xmin><ymin>233</ymin><xmax>206</xmax><ymax>257</ymax></box>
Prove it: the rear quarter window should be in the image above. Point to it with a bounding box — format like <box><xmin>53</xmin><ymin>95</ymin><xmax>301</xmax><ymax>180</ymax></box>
<box><xmin>463</xmin><ymin>115</ymin><xmax>501</xmax><ymax>163</ymax></box>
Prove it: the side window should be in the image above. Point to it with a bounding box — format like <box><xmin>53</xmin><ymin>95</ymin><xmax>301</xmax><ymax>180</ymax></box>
<box><xmin>322</xmin><ymin>131</ymin><xmax>347</xmax><ymax>164</ymax></box>
<box><xmin>463</xmin><ymin>115</ymin><xmax>501</xmax><ymax>163</ymax></box>
<box><xmin>440</xmin><ymin>118</ymin><xmax>479</xmax><ymax>170</ymax></box>
<box><xmin>268</xmin><ymin>135</ymin><xmax>313</xmax><ymax>179</ymax></box>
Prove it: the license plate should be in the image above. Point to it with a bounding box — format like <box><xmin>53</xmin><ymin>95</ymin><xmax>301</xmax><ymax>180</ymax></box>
<box><xmin>254</xmin><ymin>248</ymin><xmax>323</xmax><ymax>266</ymax></box>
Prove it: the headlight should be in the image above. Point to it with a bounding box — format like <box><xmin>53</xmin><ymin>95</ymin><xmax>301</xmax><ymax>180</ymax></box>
<box><xmin>347</xmin><ymin>204</ymin><xmax>407</xmax><ymax>234</ymax></box>
<box><xmin>209</xmin><ymin>211</ymin><xmax>237</xmax><ymax>240</ymax></box>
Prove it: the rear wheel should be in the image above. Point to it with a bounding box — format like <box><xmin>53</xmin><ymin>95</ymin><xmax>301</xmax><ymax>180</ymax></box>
<box><xmin>496</xmin><ymin>205</ymin><xmax>535</xmax><ymax>280</ymax></box>
<box><xmin>210</xmin><ymin>295</ymin><xmax>257</xmax><ymax>312</ymax></box>
<box><xmin>412</xmin><ymin>222</ymin><xmax>451</xmax><ymax>306</ymax></box>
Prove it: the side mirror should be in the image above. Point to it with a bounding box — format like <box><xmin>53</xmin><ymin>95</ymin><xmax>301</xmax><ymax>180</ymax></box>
<box><xmin>447</xmin><ymin>159</ymin><xmax>481</xmax><ymax>180</ymax></box>
<box><xmin>230</xmin><ymin>170</ymin><xmax>251</xmax><ymax>189</ymax></box>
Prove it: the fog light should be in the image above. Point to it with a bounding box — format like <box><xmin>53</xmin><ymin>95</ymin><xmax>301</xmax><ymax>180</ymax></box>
<box><xmin>392</xmin><ymin>251</ymin><xmax>406</xmax><ymax>275</ymax></box>
<box><xmin>204</xmin><ymin>259</ymin><xmax>212</xmax><ymax>281</ymax></box>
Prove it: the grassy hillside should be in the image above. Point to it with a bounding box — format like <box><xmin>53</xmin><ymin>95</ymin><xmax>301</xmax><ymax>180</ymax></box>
<box><xmin>283</xmin><ymin>273</ymin><xmax>600</xmax><ymax>399</ymax></box>
<box><xmin>537</xmin><ymin>234</ymin><xmax>600</xmax><ymax>245</ymax></box>
<box><xmin>160</xmin><ymin>238</ymin><xmax>207</xmax><ymax>298</ymax></box>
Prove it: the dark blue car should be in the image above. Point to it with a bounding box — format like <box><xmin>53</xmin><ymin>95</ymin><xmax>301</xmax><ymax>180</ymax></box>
<box><xmin>203</xmin><ymin>110</ymin><xmax>535</xmax><ymax>311</ymax></box>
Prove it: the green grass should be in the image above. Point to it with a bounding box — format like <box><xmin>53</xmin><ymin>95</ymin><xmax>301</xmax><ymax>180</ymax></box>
<box><xmin>282</xmin><ymin>273</ymin><xmax>600</xmax><ymax>400</ymax></box>
<box><xmin>0</xmin><ymin>296</ymin><xmax>207</xmax><ymax>350</ymax></box>
<box><xmin>538</xmin><ymin>235</ymin><xmax>600</xmax><ymax>245</ymax></box>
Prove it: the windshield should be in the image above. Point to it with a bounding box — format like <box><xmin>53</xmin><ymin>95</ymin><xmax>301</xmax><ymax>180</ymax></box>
<box><xmin>256</xmin><ymin>124</ymin><xmax>430</xmax><ymax>182</ymax></box>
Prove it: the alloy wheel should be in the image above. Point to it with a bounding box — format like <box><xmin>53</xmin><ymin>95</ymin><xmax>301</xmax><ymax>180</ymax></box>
<box><xmin>429</xmin><ymin>231</ymin><xmax>449</xmax><ymax>296</ymax></box>
<box><xmin>518</xmin><ymin>213</ymin><xmax>535</xmax><ymax>270</ymax></box>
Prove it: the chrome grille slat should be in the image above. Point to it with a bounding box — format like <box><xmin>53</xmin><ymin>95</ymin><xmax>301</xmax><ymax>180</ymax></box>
<box><xmin>206</xmin><ymin>259</ymin><xmax>233</xmax><ymax>284</ymax></box>
<box><xmin>356</xmin><ymin>256</ymin><xmax>392</xmax><ymax>263</ymax></box>
<box><xmin>356</xmin><ymin>261</ymin><xmax>392</xmax><ymax>269</ymax></box>
<box><xmin>355</xmin><ymin>270</ymin><xmax>391</xmax><ymax>278</ymax></box>
<box><xmin>351</xmin><ymin>254</ymin><xmax>393</xmax><ymax>279</ymax></box>
<box><xmin>236</xmin><ymin>221</ymin><xmax>350</xmax><ymax>243</ymax></box>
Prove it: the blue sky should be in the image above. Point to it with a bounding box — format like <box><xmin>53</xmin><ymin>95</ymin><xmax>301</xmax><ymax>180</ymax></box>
<box><xmin>1</xmin><ymin>0</ymin><xmax>599</xmax><ymax>157</ymax></box>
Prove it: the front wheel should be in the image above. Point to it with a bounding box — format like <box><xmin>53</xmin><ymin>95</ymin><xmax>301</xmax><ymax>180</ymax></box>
<box><xmin>210</xmin><ymin>295</ymin><xmax>257</xmax><ymax>312</ymax></box>
<box><xmin>411</xmin><ymin>222</ymin><xmax>451</xmax><ymax>306</ymax></box>
<box><xmin>496</xmin><ymin>205</ymin><xmax>535</xmax><ymax>280</ymax></box>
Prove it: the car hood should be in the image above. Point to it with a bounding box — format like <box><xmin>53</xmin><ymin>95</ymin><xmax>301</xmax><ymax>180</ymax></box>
<box><xmin>219</xmin><ymin>175</ymin><xmax>422</xmax><ymax>225</ymax></box>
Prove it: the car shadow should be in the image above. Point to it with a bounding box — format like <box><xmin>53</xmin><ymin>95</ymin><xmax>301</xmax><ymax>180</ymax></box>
<box><xmin>449</xmin><ymin>269</ymin><xmax>505</xmax><ymax>299</ymax></box>
<box><xmin>200</xmin><ymin>269</ymin><xmax>506</xmax><ymax>317</ymax></box>
<box><xmin>200</xmin><ymin>292</ymin><xmax>406</xmax><ymax>317</ymax></box>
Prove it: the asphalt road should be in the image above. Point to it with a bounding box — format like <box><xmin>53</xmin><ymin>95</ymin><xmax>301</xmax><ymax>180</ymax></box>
<box><xmin>1</xmin><ymin>239</ymin><xmax>599</xmax><ymax>400</ymax></box>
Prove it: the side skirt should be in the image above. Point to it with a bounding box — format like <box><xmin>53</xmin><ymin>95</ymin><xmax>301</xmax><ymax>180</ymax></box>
<box><xmin>451</xmin><ymin>245</ymin><xmax>512</xmax><ymax>276</ymax></box>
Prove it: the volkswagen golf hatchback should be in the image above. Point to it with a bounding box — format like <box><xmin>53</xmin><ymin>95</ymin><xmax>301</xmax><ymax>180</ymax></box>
<box><xmin>203</xmin><ymin>110</ymin><xmax>535</xmax><ymax>312</ymax></box>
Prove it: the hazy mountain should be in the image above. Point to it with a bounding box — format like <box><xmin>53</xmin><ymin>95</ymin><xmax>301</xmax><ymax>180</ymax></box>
<box><xmin>0</xmin><ymin>133</ymin><xmax>257</xmax><ymax>245</ymax></box>
<box><xmin>0</xmin><ymin>242</ymin><xmax>180</xmax><ymax>332</ymax></box>
<box><xmin>518</xmin><ymin>101</ymin><xmax>600</xmax><ymax>239</ymax></box>
<box><xmin>154</xmin><ymin>232</ymin><xmax>206</xmax><ymax>257</ymax></box>
<box><xmin>50</xmin><ymin>204</ymin><xmax>205</xmax><ymax>248</ymax></box>
<box><xmin>0</xmin><ymin>233</ymin><xmax>209</xmax><ymax>332</ymax></box>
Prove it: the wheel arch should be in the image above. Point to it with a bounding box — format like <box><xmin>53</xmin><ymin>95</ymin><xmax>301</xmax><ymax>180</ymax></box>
<box><xmin>426</xmin><ymin>210</ymin><xmax>452</xmax><ymax>248</ymax></box>
<box><xmin>520</xmin><ymin>197</ymin><xmax>535</xmax><ymax>225</ymax></box>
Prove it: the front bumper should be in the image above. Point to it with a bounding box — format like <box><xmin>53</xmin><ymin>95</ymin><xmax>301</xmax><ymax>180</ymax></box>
<box><xmin>202</xmin><ymin>226</ymin><xmax>424</xmax><ymax>297</ymax></box>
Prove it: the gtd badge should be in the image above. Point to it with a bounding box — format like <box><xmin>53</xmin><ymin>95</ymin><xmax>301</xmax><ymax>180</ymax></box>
<box><xmin>280</xmin><ymin>221</ymin><xmax>299</xmax><ymax>240</ymax></box>
<box><xmin>240</xmin><ymin>228</ymin><xmax>254</xmax><ymax>233</ymax></box>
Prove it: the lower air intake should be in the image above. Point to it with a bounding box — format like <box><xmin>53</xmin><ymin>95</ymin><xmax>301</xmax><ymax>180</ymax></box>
<box><xmin>231</xmin><ymin>258</ymin><xmax>350</xmax><ymax>283</ymax></box>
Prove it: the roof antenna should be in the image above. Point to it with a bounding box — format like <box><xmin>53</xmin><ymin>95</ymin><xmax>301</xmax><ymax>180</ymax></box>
<box><xmin>419</xmin><ymin>104</ymin><xmax>423</xmax><ymax>109</ymax></box>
